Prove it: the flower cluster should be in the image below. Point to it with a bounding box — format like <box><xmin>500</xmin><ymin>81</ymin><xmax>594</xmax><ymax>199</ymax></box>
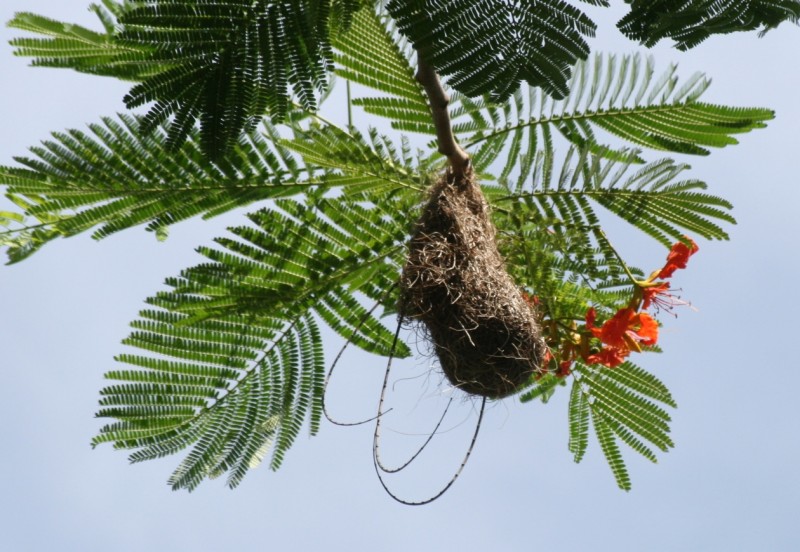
<box><xmin>583</xmin><ymin>306</ymin><xmax>658</xmax><ymax>367</ymax></box>
<box><xmin>537</xmin><ymin>238</ymin><xmax>699</xmax><ymax>376</ymax></box>
<box><xmin>583</xmin><ymin>237</ymin><xmax>697</xmax><ymax>368</ymax></box>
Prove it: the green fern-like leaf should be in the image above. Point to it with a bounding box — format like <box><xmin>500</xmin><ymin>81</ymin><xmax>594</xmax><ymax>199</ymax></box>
<box><xmin>518</xmin><ymin>373</ymin><xmax>566</xmax><ymax>404</ymax></box>
<box><xmin>568</xmin><ymin>377</ymin><xmax>591</xmax><ymax>462</ymax></box>
<box><xmin>593</xmin><ymin>410</ymin><xmax>632</xmax><ymax>490</ymax></box>
<box><xmin>332</xmin><ymin>7</ymin><xmax>435</xmax><ymax>135</ymax></box>
<box><xmin>601</xmin><ymin>362</ymin><xmax>676</xmax><ymax>408</ymax></box>
<box><xmin>618</xmin><ymin>0</ymin><xmax>800</xmax><ymax>50</ymax></box>
<box><xmin>283</xmin><ymin>126</ymin><xmax>426</xmax><ymax>194</ymax></box>
<box><xmin>456</xmin><ymin>53</ymin><xmax>774</xmax><ymax>178</ymax></box>
<box><xmin>570</xmin><ymin>361</ymin><xmax>676</xmax><ymax>489</ymax></box>
<box><xmin>0</xmin><ymin>195</ymin><xmax>65</xmax><ymax>263</ymax></box>
<box><xmin>7</xmin><ymin>6</ymin><xmax>158</xmax><ymax>81</ymax></box>
<box><xmin>94</xmin><ymin>190</ymin><xmax>417</xmax><ymax>488</ymax></box>
<box><xmin>495</xmin><ymin>145</ymin><xmax>736</xmax><ymax>251</ymax></box>
<box><xmin>386</xmin><ymin>0</ymin><xmax>595</xmax><ymax>101</ymax></box>
<box><xmin>0</xmin><ymin>115</ymin><xmax>322</xmax><ymax>255</ymax></box>
<box><xmin>330</xmin><ymin>0</ymin><xmax>364</xmax><ymax>32</ymax></box>
<box><xmin>118</xmin><ymin>0</ymin><xmax>337</xmax><ymax>158</ymax></box>
<box><xmin>8</xmin><ymin>1</ymin><xmax>369</xmax><ymax>158</ymax></box>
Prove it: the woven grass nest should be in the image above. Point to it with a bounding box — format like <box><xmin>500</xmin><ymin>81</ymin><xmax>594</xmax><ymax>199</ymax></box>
<box><xmin>398</xmin><ymin>168</ymin><xmax>546</xmax><ymax>399</ymax></box>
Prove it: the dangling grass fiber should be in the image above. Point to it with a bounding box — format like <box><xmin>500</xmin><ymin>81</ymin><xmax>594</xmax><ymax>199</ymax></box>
<box><xmin>399</xmin><ymin>168</ymin><xmax>545</xmax><ymax>399</ymax></box>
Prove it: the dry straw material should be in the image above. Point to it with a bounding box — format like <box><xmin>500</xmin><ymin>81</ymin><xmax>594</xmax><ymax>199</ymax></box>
<box><xmin>399</xmin><ymin>169</ymin><xmax>545</xmax><ymax>398</ymax></box>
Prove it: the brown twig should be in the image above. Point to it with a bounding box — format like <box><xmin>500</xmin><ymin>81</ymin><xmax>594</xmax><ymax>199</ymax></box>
<box><xmin>415</xmin><ymin>54</ymin><xmax>470</xmax><ymax>176</ymax></box>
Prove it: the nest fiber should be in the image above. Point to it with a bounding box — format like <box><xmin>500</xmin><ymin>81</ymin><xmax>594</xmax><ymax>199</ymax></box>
<box><xmin>399</xmin><ymin>169</ymin><xmax>545</xmax><ymax>399</ymax></box>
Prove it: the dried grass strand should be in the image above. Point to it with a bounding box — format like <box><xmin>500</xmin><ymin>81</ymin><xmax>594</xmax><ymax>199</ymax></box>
<box><xmin>371</xmin><ymin>323</ymin><xmax>487</xmax><ymax>506</ymax></box>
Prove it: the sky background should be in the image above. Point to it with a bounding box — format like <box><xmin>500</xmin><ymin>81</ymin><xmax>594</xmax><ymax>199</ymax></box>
<box><xmin>1</xmin><ymin>2</ymin><xmax>799</xmax><ymax>551</ymax></box>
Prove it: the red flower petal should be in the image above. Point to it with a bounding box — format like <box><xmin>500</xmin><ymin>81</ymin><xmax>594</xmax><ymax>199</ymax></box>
<box><xmin>631</xmin><ymin>311</ymin><xmax>658</xmax><ymax>346</ymax></box>
<box><xmin>586</xmin><ymin>307</ymin><xmax>598</xmax><ymax>330</ymax></box>
<box><xmin>586</xmin><ymin>347</ymin><xmax>628</xmax><ymax>368</ymax></box>
<box><xmin>642</xmin><ymin>282</ymin><xmax>671</xmax><ymax>310</ymax></box>
<box><xmin>658</xmin><ymin>238</ymin><xmax>699</xmax><ymax>279</ymax></box>
<box><xmin>585</xmin><ymin>307</ymin><xmax>659</xmax><ymax>354</ymax></box>
<box><xmin>556</xmin><ymin>361</ymin><xmax>573</xmax><ymax>377</ymax></box>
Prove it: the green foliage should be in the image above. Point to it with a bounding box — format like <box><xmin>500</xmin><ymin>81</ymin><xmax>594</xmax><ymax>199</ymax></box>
<box><xmin>10</xmin><ymin>0</ymin><xmax>791</xmax><ymax>156</ymax></box>
<box><xmin>331</xmin><ymin>0</ymin><xmax>364</xmax><ymax>32</ymax></box>
<box><xmin>3</xmin><ymin>0</ymin><xmax>787</xmax><ymax>492</ymax></box>
<box><xmin>386</xmin><ymin>0</ymin><xmax>595</xmax><ymax>101</ymax></box>
<box><xmin>118</xmin><ymin>0</ymin><xmax>336</xmax><ymax>157</ymax></box>
<box><xmin>383</xmin><ymin>0</ymin><xmax>799</xmax><ymax>102</ymax></box>
<box><xmin>0</xmin><ymin>114</ymin><xmax>322</xmax><ymax>259</ymax></box>
<box><xmin>619</xmin><ymin>0</ymin><xmax>800</xmax><ymax>49</ymax></box>
<box><xmin>567</xmin><ymin>376</ymin><xmax>591</xmax><ymax>462</ymax></box>
<box><xmin>573</xmin><ymin>362</ymin><xmax>676</xmax><ymax>490</ymax></box>
<box><xmin>7</xmin><ymin>3</ymin><xmax>155</xmax><ymax>81</ymax></box>
<box><xmin>0</xmin><ymin>195</ymin><xmax>64</xmax><ymax>263</ymax></box>
<box><xmin>332</xmin><ymin>8</ymin><xmax>435</xmax><ymax>135</ymax></box>
<box><xmin>94</xmin><ymin>191</ymin><xmax>414</xmax><ymax>489</ymax></box>
<box><xmin>453</xmin><ymin>53</ymin><xmax>774</xmax><ymax>173</ymax></box>
<box><xmin>496</xmin><ymin>145</ymin><xmax>735</xmax><ymax>255</ymax></box>
<box><xmin>8</xmin><ymin>0</ymin><xmax>365</xmax><ymax>159</ymax></box>
<box><xmin>282</xmin><ymin>125</ymin><xmax>428</xmax><ymax>193</ymax></box>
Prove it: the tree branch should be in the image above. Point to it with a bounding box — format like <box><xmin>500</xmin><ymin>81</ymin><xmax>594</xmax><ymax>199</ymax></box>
<box><xmin>415</xmin><ymin>54</ymin><xmax>470</xmax><ymax>176</ymax></box>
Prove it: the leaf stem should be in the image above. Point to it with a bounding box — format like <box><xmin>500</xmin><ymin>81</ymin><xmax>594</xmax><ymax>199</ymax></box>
<box><xmin>0</xmin><ymin>220</ymin><xmax>58</xmax><ymax>236</ymax></box>
<box><xmin>595</xmin><ymin>227</ymin><xmax>638</xmax><ymax>284</ymax></box>
<box><xmin>346</xmin><ymin>80</ymin><xmax>353</xmax><ymax>131</ymax></box>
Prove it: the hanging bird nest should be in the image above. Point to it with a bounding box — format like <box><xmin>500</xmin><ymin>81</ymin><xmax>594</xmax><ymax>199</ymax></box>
<box><xmin>398</xmin><ymin>168</ymin><xmax>545</xmax><ymax>399</ymax></box>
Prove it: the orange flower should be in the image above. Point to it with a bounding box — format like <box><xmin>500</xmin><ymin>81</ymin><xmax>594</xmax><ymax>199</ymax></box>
<box><xmin>642</xmin><ymin>282</ymin><xmax>671</xmax><ymax>310</ymax></box>
<box><xmin>658</xmin><ymin>238</ymin><xmax>699</xmax><ymax>279</ymax></box>
<box><xmin>582</xmin><ymin>238</ymin><xmax>694</xmax><ymax>368</ymax></box>
<box><xmin>585</xmin><ymin>347</ymin><xmax>628</xmax><ymax>368</ymax></box>
<box><xmin>583</xmin><ymin>307</ymin><xmax>657</xmax><ymax>368</ymax></box>
<box><xmin>641</xmin><ymin>281</ymin><xmax>692</xmax><ymax>315</ymax></box>
<box><xmin>586</xmin><ymin>307</ymin><xmax>658</xmax><ymax>353</ymax></box>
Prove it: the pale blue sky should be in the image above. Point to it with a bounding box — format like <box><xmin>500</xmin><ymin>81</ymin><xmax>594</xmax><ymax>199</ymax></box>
<box><xmin>1</xmin><ymin>2</ymin><xmax>799</xmax><ymax>551</ymax></box>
